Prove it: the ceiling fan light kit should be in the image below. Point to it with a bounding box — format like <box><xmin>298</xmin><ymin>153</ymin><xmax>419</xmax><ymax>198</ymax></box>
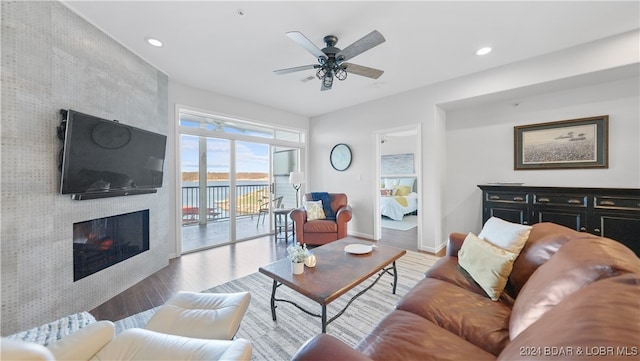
<box><xmin>274</xmin><ymin>30</ymin><xmax>386</xmax><ymax>91</ymax></box>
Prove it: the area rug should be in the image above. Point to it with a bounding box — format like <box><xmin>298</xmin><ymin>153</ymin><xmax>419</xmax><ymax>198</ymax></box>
<box><xmin>114</xmin><ymin>250</ymin><xmax>439</xmax><ymax>360</ymax></box>
<box><xmin>381</xmin><ymin>215</ymin><xmax>418</xmax><ymax>231</ymax></box>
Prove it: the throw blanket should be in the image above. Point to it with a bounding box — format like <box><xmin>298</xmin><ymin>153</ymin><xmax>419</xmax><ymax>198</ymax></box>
<box><xmin>310</xmin><ymin>192</ymin><xmax>336</xmax><ymax>220</ymax></box>
<box><xmin>393</xmin><ymin>196</ymin><xmax>408</xmax><ymax>207</ymax></box>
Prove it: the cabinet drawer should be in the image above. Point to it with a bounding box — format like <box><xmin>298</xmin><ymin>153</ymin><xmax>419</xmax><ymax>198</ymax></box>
<box><xmin>533</xmin><ymin>194</ymin><xmax>587</xmax><ymax>207</ymax></box>
<box><xmin>594</xmin><ymin>196</ymin><xmax>640</xmax><ymax>211</ymax></box>
<box><xmin>485</xmin><ymin>192</ymin><xmax>528</xmax><ymax>203</ymax></box>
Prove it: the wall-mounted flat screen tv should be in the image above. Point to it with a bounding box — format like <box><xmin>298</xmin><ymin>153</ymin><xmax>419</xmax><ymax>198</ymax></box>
<box><xmin>59</xmin><ymin>109</ymin><xmax>167</xmax><ymax>200</ymax></box>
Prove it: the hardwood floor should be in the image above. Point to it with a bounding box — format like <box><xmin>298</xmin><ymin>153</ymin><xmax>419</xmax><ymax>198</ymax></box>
<box><xmin>89</xmin><ymin>226</ymin><xmax>422</xmax><ymax>322</ymax></box>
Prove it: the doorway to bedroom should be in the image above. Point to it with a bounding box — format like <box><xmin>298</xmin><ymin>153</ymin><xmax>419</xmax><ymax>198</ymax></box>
<box><xmin>375</xmin><ymin>125</ymin><xmax>420</xmax><ymax>251</ymax></box>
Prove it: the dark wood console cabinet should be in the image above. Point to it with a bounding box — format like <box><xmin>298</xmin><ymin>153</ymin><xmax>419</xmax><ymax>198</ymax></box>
<box><xmin>478</xmin><ymin>185</ymin><xmax>640</xmax><ymax>256</ymax></box>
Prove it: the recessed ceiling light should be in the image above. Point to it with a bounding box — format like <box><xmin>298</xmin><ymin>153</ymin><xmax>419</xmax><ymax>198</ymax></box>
<box><xmin>476</xmin><ymin>47</ymin><xmax>492</xmax><ymax>56</ymax></box>
<box><xmin>145</xmin><ymin>37</ymin><xmax>164</xmax><ymax>47</ymax></box>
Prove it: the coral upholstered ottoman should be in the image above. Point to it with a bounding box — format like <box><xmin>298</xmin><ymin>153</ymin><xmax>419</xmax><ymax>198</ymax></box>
<box><xmin>145</xmin><ymin>291</ymin><xmax>251</xmax><ymax>340</ymax></box>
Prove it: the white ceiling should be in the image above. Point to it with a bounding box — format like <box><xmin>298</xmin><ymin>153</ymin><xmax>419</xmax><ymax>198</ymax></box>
<box><xmin>61</xmin><ymin>1</ymin><xmax>639</xmax><ymax>118</ymax></box>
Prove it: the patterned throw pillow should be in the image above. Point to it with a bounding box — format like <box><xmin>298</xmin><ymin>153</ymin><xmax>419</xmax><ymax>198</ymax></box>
<box><xmin>304</xmin><ymin>200</ymin><xmax>326</xmax><ymax>221</ymax></box>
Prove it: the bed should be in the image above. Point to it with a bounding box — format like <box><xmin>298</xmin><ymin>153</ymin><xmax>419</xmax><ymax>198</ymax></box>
<box><xmin>380</xmin><ymin>177</ymin><xmax>418</xmax><ymax>221</ymax></box>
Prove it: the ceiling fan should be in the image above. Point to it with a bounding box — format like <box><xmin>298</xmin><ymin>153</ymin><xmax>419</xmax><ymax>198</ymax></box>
<box><xmin>274</xmin><ymin>30</ymin><xmax>386</xmax><ymax>91</ymax></box>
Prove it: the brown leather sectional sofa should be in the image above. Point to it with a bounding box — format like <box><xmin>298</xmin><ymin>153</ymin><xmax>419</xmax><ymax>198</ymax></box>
<box><xmin>291</xmin><ymin>222</ymin><xmax>640</xmax><ymax>361</ymax></box>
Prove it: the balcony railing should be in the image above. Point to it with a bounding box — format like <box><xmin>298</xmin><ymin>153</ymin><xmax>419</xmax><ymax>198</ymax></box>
<box><xmin>181</xmin><ymin>184</ymin><xmax>269</xmax><ymax>225</ymax></box>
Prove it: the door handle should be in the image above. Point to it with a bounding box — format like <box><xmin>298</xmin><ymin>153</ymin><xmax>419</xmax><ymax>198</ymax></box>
<box><xmin>567</xmin><ymin>199</ymin><xmax>582</xmax><ymax>204</ymax></box>
<box><xmin>489</xmin><ymin>195</ymin><xmax>500</xmax><ymax>200</ymax></box>
<box><xmin>599</xmin><ymin>200</ymin><xmax>615</xmax><ymax>206</ymax></box>
<box><xmin>538</xmin><ymin>198</ymin><xmax>550</xmax><ymax>203</ymax></box>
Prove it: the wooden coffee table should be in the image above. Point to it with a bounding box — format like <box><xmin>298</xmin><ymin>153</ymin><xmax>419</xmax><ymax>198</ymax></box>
<box><xmin>258</xmin><ymin>237</ymin><xmax>407</xmax><ymax>333</ymax></box>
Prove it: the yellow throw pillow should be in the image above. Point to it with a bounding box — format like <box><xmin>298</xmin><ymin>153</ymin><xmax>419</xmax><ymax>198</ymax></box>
<box><xmin>394</xmin><ymin>185</ymin><xmax>411</xmax><ymax>196</ymax></box>
<box><xmin>458</xmin><ymin>232</ymin><xmax>518</xmax><ymax>301</ymax></box>
<box><xmin>303</xmin><ymin>200</ymin><xmax>326</xmax><ymax>221</ymax></box>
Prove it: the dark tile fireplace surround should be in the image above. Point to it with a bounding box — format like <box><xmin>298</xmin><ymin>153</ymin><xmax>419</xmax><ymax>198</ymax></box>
<box><xmin>73</xmin><ymin>210</ymin><xmax>150</xmax><ymax>281</ymax></box>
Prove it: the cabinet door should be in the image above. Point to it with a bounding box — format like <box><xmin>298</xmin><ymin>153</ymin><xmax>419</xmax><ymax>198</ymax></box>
<box><xmin>591</xmin><ymin>212</ymin><xmax>640</xmax><ymax>256</ymax></box>
<box><xmin>532</xmin><ymin>208</ymin><xmax>587</xmax><ymax>232</ymax></box>
<box><xmin>484</xmin><ymin>205</ymin><xmax>529</xmax><ymax>225</ymax></box>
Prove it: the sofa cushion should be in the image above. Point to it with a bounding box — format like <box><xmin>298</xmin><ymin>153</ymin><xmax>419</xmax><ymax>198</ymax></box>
<box><xmin>425</xmin><ymin>257</ymin><xmax>487</xmax><ymax>297</ymax></box>
<box><xmin>303</xmin><ymin>220</ymin><xmax>338</xmax><ymax>233</ymax></box>
<box><xmin>500</xmin><ymin>273</ymin><xmax>640</xmax><ymax>360</ymax></box>
<box><xmin>426</xmin><ymin>255</ymin><xmax>517</xmax><ymax>306</ymax></box>
<box><xmin>396</xmin><ymin>278</ymin><xmax>511</xmax><ymax>356</ymax></box>
<box><xmin>459</xmin><ymin>232</ymin><xmax>519</xmax><ymax>301</ymax></box>
<box><xmin>356</xmin><ymin>310</ymin><xmax>495</xmax><ymax>361</ymax></box>
<box><xmin>478</xmin><ymin>217</ymin><xmax>532</xmax><ymax>254</ymax></box>
<box><xmin>506</xmin><ymin>223</ymin><xmax>577</xmax><ymax>297</ymax></box>
<box><xmin>510</xmin><ymin>235</ymin><xmax>640</xmax><ymax>339</ymax></box>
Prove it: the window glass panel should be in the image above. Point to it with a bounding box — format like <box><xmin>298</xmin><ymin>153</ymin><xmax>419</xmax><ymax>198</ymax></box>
<box><xmin>275</xmin><ymin>130</ymin><xmax>301</xmax><ymax>142</ymax></box>
<box><xmin>179</xmin><ymin>111</ymin><xmax>301</xmax><ymax>142</ymax></box>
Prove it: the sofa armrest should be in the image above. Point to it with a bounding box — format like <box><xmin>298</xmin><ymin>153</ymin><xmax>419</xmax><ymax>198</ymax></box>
<box><xmin>336</xmin><ymin>205</ymin><xmax>353</xmax><ymax>223</ymax></box>
<box><xmin>291</xmin><ymin>334</ymin><xmax>373</xmax><ymax>361</ymax></box>
<box><xmin>447</xmin><ymin>232</ymin><xmax>467</xmax><ymax>257</ymax></box>
<box><xmin>290</xmin><ymin>207</ymin><xmax>307</xmax><ymax>224</ymax></box>
<box><xmin>96</xmin><ymin>328</ymin><xmax>251</xmax><ymax>361</ymax></box>
<box><xmin>46</xmin><ymin>320</ymin><xmax>115</xmax><ymax>361</ymax></box>
<box><xmin>290</xmin><ymin>208</ymin><xmax>307</xmax><ymax>244</ymax></box>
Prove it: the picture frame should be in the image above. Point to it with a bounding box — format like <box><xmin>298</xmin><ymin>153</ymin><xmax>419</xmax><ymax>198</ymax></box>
<box><xmin>514</xmin><ymin>115</ymin><xmax>608</xmax><ymax>170</ymax></box>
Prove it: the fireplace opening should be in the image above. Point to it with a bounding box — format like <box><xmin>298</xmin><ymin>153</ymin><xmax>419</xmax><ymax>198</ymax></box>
<box><xmin>73</xmin><ymin>210</ymin><xmax>149</xmax><ymax>281</ymax></box>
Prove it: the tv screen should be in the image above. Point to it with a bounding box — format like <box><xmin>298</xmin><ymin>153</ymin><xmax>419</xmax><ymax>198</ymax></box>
<box><xmin>59</xmin><ymin>110</ymin><xmax>167</xmax><ymax>198</ymax></box>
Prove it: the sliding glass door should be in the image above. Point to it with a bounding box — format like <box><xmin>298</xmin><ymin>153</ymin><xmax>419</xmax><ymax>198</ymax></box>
<box><xmin>235</xmin><ymin>141</ymin><xmax>270</xmax><ymax>240</ymax></box>
<box><xmin>178</xmin><ymin>108</ymin><xmax>305</xmax><ymax>254</ymax></box>
<box><xmin>180</xmin><ymin>135</ymin><xmax>232</xmax><ymax>253</ymax></box>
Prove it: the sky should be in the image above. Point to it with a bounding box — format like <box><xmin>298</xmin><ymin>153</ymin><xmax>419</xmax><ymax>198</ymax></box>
<box><xmin>181</xmin><ymin>135</ymin><xmax>269</xmax><ymax>174</ymax></box>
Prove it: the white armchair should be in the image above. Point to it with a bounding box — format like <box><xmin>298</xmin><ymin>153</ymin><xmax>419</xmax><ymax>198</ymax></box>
<box><xmin>2</xmin><ymin>320</ymin><xmax>252</xmax><ymax>361</ymax></box>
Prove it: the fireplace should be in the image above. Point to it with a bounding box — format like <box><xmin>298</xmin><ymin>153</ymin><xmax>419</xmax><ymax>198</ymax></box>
<box><xmin>73</xmin><ymin>210</ymin><xmax>149</xmax><ymax>281</ymax></box>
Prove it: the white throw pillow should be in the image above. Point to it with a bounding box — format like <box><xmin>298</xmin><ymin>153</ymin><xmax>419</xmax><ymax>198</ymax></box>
<box><xmin>478</xmin><ymin>217</ymin><xmax>532</xmax><ymax>254</ymax></box>
<box><xmin>458</xmin><ymin>232</ymin><xmax>519</xmax><ymax>301</ymax></box>
<box><xmin>303</xmin><ymin>200</ymin><xmax>326</xmax><ymax>221</ymax></box>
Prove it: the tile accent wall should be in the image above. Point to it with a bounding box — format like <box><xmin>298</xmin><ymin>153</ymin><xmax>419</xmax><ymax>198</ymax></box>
<box><xmin>1</xmin><ymin>1</ymin><xmax>169</xmax><ymax>335</ymax></box>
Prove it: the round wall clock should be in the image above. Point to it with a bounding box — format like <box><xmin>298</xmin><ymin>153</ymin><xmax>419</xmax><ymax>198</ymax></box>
<box><xmin>330</xmin><ymin>143</ymin><xmax>352</xmax><ymax>171</ymax></box>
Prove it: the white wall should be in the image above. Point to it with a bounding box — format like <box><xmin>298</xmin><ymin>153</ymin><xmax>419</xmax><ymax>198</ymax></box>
<box><xmin>381</xmin><ymin>134</ymin><xmax>416</xmax><ymax>156</ymax></box>
<box><xmin>166</xmin><ymin>81</ymin><xmax>310</xmax><ymax>256</ymax></box>
<box><xmin>445</xmin><ymin>76</ymin><xmax>640</xmax><ymax>237</ymax></box>
<box><xmin>310</xmin><ymin>30</ymin><xmax>639</xmax><ymax>253</ymax></box>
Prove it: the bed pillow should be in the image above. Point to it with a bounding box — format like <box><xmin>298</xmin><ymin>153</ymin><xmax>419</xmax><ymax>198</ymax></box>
<box><xmin>398</xmin><ymin>177</ymin><xmax>416</xmax><ymax>190</ymax></box>
<box><xmin>383</xmin><ymin>178</ymin><xmax>399</xmax><ymax>189</ymax></box>
<box><xmin>303</xmin><ymin>200</ymin><xmax>326</xmax><ymax>221</ymax></box>
<box><xmin>458</xmin><ymin>232</ymin><xmax>519</xmax><ymax>301</ymax></box>
<box><xmin>478</xmin><ymin>217</ymin><xmax>532</xmax><ymax>254</ymax></box>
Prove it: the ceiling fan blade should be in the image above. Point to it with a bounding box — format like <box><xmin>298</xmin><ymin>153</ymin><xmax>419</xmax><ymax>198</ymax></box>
<box><xmin>342</xmin><ymin>63</ymin><xmax>384</xmax><ymax>79</ymax></box>
<box><xmin>337</xmin><ymin>30</ymin><xmax>385</xmax><ymax>62</ymax></box>
<box><xmin>286</xmin><ymin>31</ymin><xmax>327</xmax><ymax>61</ymax></box>
<box><xmin>274</xmin><ymin>64</ymin><xmax>319</xmax><ymax>75</ymax></box>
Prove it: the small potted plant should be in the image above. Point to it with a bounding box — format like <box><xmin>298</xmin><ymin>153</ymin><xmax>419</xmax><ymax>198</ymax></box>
<box><xmin>287</xmin><ymin>243</ymin><xmax>308</xmax><ymax>274</ymax></box>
